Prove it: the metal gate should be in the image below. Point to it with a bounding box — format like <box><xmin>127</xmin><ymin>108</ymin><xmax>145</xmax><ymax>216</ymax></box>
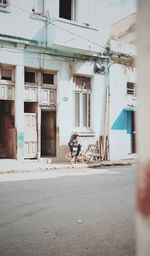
<box><xmin>24</xmin><ymin>113</ymin><xmax>37</xmax><ymax>158</ymax></box>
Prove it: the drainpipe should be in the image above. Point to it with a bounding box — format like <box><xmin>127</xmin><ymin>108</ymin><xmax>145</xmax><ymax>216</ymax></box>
<box><xmin>137</xmin><ymin>0</ymin><xmax>150</xmax><ymax>255</ymax></box>
<box><xmin>102</xmin><ymin>60</ymin><xmax>111</xmax><ymax>161</ymax></box>
<box><xmin>15</xmin><ymin>44</ymin><xmax>25</xmax><ymax>161</ymax></box>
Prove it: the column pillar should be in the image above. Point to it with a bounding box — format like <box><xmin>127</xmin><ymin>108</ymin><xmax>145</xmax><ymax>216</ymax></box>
<box><xmin>15</xmin><ymin>45</ymin><xmax>25</xmax><ymax>160</ymax></box>
<box><xmin>37</xmin><ymin>85</ymin><xmax>41</xmax><ymax>160</ymax></box>
<box><xmin>137</xmin><ymin>1</ymin><xmax>150</xmax><ymax>255</ymax></box>
<box><xmin>57</xmin><ymin>64</ymin><xmax>73</xmax><ymax>160</ymax></box>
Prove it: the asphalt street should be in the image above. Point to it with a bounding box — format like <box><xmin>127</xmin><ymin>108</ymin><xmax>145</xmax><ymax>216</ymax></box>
<box><xmin>0</xmin><ymin>166</ymin><xmax>136</xmax><ymax>256</ymax></box>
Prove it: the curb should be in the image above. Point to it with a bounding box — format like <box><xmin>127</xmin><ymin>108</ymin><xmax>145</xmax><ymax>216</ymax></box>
<box><xmin>0</xmin><ymin>161</ymin><xmax>135</xmax><ymax>174</ymax></box>
<box><xmin>88</xmin><ymin>161</ymin><xmax>135</xmax><ymax>168</ymax></box>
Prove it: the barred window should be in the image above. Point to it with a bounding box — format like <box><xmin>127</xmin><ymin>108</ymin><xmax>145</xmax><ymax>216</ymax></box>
<box><xmin>73</xmin><ymin>76</ymin><xmax>91</xmax><ymax>90</ymax></box>
<box><xmin>75</xmin><ymin>92</ymin><xmax>80</xmax><ymax>127</ymax></box>
<box><xmin>83</xmin><ymin>93</ymin><xmax>91</xmax><ymax>127</ymax></box>
<box><xmin>127</xmin><ymin>82</ymin><xmax>136</xmax><ymax>96</ymax></box>
<box><xmin>74</xmin><ymin>75</ymin><xmax>91</xmax><ymax>128</ymax></box>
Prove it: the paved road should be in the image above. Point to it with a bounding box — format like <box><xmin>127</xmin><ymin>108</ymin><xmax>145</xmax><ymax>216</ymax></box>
<box><xmin>0</xmin><ymin>166</ymin><xmax>136</xmax><ymax>256</ymax></box>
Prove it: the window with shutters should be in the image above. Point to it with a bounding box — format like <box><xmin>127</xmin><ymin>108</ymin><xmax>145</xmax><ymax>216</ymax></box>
<box><xmin>73</xmin><ymin>75</ymin><xmax>91</xmax><ymax>128</ymax></box>
<box><xmin>0</xmin><ymin>66</ymin><xmax>14</xmax><ymax>82</ymax></box>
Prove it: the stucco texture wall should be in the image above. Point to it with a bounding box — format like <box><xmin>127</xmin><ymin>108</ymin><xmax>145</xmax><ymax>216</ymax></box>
<box><xmin>109</xmin><ymin>63</ymin><xmax>136</xmax><ymax>160</ymax></box>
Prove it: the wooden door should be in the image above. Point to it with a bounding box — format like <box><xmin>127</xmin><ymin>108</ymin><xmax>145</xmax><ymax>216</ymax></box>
<box><xmin>41</xmin><ymin>111</ymin><xmax>56</xmax><ymax>157</ymax></box>
<box><xmin>24</xmin><ymin>113</ymin><xmax>37</xmax><ymax>158</ymax></box>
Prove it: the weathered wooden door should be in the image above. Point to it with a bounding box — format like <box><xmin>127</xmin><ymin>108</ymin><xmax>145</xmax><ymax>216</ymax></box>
<box><xmin>24</xmin><ymin>113</ymin><xmax>37</xmax><ymax>158</ymax></box>
<box><xmin>41</xmin><ymin>111</ymin><xmax>56</xmax><ymax>157</ymax></box>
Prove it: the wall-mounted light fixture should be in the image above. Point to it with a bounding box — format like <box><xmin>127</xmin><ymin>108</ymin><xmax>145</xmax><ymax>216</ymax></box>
<box><xmin>93</xmin><ymin>62</ymin><xmax>105</xmax><ymax>75</ymax></box>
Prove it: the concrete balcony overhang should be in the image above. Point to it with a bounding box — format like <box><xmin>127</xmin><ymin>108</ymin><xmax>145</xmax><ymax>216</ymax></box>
<box><xmin>47</xmin><ymin>18</ymin><xmax>102</xmax><ymax>55</ymax></box>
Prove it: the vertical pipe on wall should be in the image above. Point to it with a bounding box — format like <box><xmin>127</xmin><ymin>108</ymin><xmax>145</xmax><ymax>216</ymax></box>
<box><xmin>37</xmin><ymin>85</ymin><xmax>41</xmax><ymax>160</ymax></box>
<box><xmin>15</xmin><ymin>45</ymin><xmax>25</xmax><ymax>160</ymax></box>
<box><xmin>102</xmin><ymin>61</ymin><xmax>111</xmax><ymax>160</ymax></box>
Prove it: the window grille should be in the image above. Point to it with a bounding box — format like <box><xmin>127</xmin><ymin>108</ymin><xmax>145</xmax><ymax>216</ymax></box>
<box><xmin>127</xmin><ymin>82</ymin><xmax>136</xmax><ymax>96</ymax></box>
<box><xmin>73</xmin><ymin>76</ymin><xmax>91</xmax><ymax>90</ymax></box>
<box><xmin>75</xmin><ymin>92</ymin><xmax>80</xmax><ymax>127</ymax></box>
<box><xmin>74</xmin><ymin>75</ymin><xmax>91</xmax><ymax>128</ymax></box>
<box><xmin>1</xmin><ymin>68</ymin><xmax>12</xmax><ymax>81</ymax></box>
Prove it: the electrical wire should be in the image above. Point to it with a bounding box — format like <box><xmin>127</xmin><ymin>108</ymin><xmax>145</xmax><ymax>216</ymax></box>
<box><xmin>5</xmin><ymin>3</ymin><xmax>135</xmax><ymax>65</ymax></box>
<box><xmin>9</xmin><ymin>2</ymin><xmax>106</xmax><ymax>51</ymax></box>
<box><xmin>0</xmin><ymin>47</ymin><xmax>98</xmax><ymax>62</ymax></box>
<box><xmin>9</xmin><ymin>2</ymin><xmax>31</xmax><ymax>15</ymax></box>
<box><xmin>48</xmin><ymin>20</ymin><xmax>106</xmax><ymax>50</ymax></box>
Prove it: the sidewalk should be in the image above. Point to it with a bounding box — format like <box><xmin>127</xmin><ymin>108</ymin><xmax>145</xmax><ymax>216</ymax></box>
<box><xmin>0</xmin><ymin>158</ymin><xmax>136</xmax><ymax>174</ymax></box>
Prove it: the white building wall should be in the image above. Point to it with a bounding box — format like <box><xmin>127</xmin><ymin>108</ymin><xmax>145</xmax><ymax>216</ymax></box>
<box><xmin>57</xmin><ymin>63</ymin><xmax>73</xmax><ymax>153</ymax></box>
<box><xmin>24</xmin><ymin>51</ymin><xmax>74</xmax><ymax>159</ymax></box>
<box><xmin>0</xmin><ymin>0</ymin><xmax>138</xmax><ymax>161</ymax></box>
<box><xmin>72</xmin><ymin>61</ymin><xmax>104</xmax><ymax>136</ymax></box>
<box><xmin>56</xmin><ymin>60</ymin><xmax>104</xmax><ymax>159</ymax></box>
<box><xmin>0</xmin><ymin>43</ymin><xmax>23</xmax><ymax>66</ymax></box>
<box><xmin>0</xmin><ymin>0</ymin><xmax>108</xmax><ymax>51</ymax></box>
<box><xmin>109</xmin><ymin>63</ymin><xmax>136</xmax><ymax>160</ymax></box>
<box><xmin>45</xmin><ymin>0</ymin><xmax>59</xmax><ymax>17</ymax></box>
<box><xmin>92</xmin><ymin>74</ymin><xmax>105</xmax><ymax>138</ymax></box>
<box><xmin>0</xmin><ymin>41</ymin><xmax>105</xmax><ymax>160</ymax></box>
<box><xmin>0</xmin><ymin>1</ymin><xmax>46</xmax><ymax>43</ymax></box>
<box><xmin>0</xmin><ymin>0</ymin><xmax>110</xmax><ymax>160</ymax></box>
<box><xmin>70</xmin><ymin>61</ymin><xmax>104</xmax><ymax>153</ymax></box>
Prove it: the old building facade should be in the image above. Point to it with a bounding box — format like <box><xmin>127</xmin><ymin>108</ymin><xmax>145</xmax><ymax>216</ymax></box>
<box><xmin>108</xmin><ymin>17</ymin><xmax>136</xmax><ymax>160</ymax></box>
<box><xmin>0</xmin><ymin>0</ymin><xmax>110</xmax><ymax>161</ymax></box>
<box><xmin>0</xmin><ymin>0</ymin><xmax>137</xmax><ymax>162</ymax></box>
